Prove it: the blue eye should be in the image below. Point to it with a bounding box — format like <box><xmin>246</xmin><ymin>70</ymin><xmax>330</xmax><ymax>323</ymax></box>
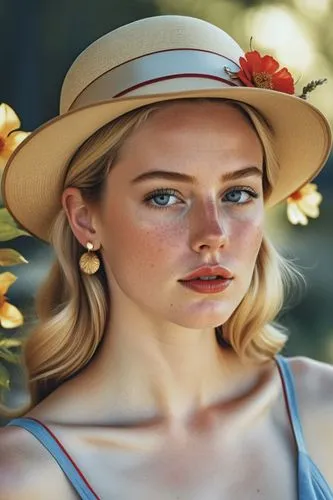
<box><xmin>224</xmin><ymin>188</ymin><xmax>258</xmax><ymax>204</ymax></box>
<box><xmin>143</xmin><ymin>187</ymin><xmax>258</xmax><ymax>210</ymax></box>
<box><xmin>144</xmin><ymin>188</ymin><xmax>181</xmax><ymax>208</ymax></box>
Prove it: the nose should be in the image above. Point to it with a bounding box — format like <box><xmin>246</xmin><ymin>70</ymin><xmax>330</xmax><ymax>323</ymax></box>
<box><xmin>189</xmin><ymin>199</ymin><xmax>229</xmax><ymax>254</ymax></box>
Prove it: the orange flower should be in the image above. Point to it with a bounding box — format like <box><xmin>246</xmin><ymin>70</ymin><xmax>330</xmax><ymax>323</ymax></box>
<box><xmin>236</xmin><ymin>50</ymin><xmax>295</xmax><ymax>94</ymax></box>
<box><xmin>0</xmin><ymin>103</ymin><xmax>30</xmax><ymax>171</ymax></box>
<box><xmin>0</xmin><ymin>272</ymin><xmax>23</xmax><ymax>328</ymax></box>
<box><xmin>287</xmin><ymin>183</ymin><xmax>322</xmax><ymax>225</ymax></box>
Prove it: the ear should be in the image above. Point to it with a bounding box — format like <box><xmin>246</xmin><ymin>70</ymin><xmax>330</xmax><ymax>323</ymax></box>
<box><xmin>61</xmin><ymin>187</ymin><xmax>100</xmax><ymax>249</ymax></box>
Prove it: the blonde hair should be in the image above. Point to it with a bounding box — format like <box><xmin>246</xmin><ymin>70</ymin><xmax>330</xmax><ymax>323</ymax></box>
<box><xmin>8</xmin><ymin>98</ymin><xmax>300</xmax><ymax>414</ymax></box>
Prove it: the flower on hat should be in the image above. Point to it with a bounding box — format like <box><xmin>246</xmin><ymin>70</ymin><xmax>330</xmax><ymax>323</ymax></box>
<box><xmin>0</xmin><ymin>272</ymin><xmax>23</xmax><ymax>328</ymax></box>
<box><xmin>235</xmin><ymin>50</ymin><xmax>295</xmax><ymax>94</ymax></box>
<box><xmin>0</xmin><ymin>103</ymin><xmax>30</xmax><ymax>171</ymax></box>
<box><xmin>226</xmin><ymin>46</ymin><xmax>327</xmax><ymax>100</ymax></box>
<box><xmin>287</xmin><ymin>183</ymin><xmax>322</xmax><ymax>225</ymax></box>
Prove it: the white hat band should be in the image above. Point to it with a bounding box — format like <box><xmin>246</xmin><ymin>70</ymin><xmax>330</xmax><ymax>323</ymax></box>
<box><xmin>68</xmin><ymin>49</ymin><xmax>242</xmax><ymax>112</ymax></box>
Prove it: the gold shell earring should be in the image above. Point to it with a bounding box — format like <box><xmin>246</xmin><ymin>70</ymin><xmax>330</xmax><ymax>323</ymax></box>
<box><xmin>79</xmin><ymin>242</ymin><xmax>100</xmax><ymax>275</ymax></box>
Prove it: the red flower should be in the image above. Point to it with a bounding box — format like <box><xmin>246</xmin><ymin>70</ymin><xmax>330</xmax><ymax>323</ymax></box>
<box><xmin>236</xmin><ymin>50</ymin><xmax>295</xmax><ymax>94</ymax></box>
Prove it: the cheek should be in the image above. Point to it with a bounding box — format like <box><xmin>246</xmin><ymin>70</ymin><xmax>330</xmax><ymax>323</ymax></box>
<box><xmin>228</xmin><ymin>212</ymin><xmax>264</xmax><ymax>264</ymax></box>
<box><xmin>101</xmin><ymin>207</ymin><xmax>185</xmax><ymax>273</ymax></box>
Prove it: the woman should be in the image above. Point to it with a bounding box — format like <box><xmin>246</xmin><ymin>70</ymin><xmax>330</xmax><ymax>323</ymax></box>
<box><xmin>0</xmin><ymin>14</ymin><xmax>332</xmax><ymax>500</ymax></box>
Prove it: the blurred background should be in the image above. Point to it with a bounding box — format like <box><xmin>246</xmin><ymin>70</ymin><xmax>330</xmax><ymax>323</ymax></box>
<box><xmin>0</xmin><ymin>0</ymin><xmax>332</xmax><ymax>418</ymax></box>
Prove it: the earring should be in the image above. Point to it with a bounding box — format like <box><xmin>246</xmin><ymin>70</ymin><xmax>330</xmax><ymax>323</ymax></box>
<box><xmin>79</xmin><ymin>242</ymin><xmax>100</xmax><ymax>275</ymax></box>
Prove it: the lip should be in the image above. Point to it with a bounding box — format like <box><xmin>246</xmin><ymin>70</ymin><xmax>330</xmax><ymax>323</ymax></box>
<box><xmin>179</xmin><ymin>278</ymin><xmax>232</xmax><ymax>294</ymax></box>
<box><xmin>179</xmin><ymin>265</ymin><xmax>234</xmax><ymax>281</ymax></box>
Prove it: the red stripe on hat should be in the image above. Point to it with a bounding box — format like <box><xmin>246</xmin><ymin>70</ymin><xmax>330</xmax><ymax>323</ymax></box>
<box><xmin>114</xmin><ymin>73</ymin><xmax>238</xmax><ymax>97</ymax></box>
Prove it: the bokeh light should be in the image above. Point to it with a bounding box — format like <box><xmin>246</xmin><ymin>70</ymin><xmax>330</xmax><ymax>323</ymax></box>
<box><xmin>245</xmin><ymin>5</ymin><xmax>315</xmax><ymax>71</ymax></box>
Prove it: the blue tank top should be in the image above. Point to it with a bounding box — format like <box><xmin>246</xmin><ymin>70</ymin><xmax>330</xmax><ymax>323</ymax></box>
<box><xmin>6</xmin><ymin>355</ymin><xmax>333</xmax><ymax>499</ymax></box>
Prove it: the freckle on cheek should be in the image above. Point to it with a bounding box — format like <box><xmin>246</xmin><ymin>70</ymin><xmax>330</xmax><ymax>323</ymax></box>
<box><xmin>146</xmin><ymin>226</ymin><xmax>184</xmax><ymax>250</ymax></box>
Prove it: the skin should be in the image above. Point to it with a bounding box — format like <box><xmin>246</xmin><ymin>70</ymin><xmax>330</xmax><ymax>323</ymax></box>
<box><xmin>62</xmin><ymin>101</ymin><xmax>265</xmax><ymax>421</ymax></box>
<box><xmin>1</xmin><ymin>101</ymin><xmax>333</xmax><ymax>499</ymax></box>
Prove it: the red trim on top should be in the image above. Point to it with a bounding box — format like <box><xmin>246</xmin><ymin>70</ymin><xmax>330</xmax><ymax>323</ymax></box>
<box><xmin>114</xmin><ymin>73</ymin><xmax>238</xmax><ymax>97</ymax></box>
<box><xmin>69</xmin><ymin>48</ymin><xmax>241</xmax><ymax>110</ymax></box>
<box><xmin>27</xmin><ymin>417</ymin><xmax>100</xmax><ymax>500</ymax></box>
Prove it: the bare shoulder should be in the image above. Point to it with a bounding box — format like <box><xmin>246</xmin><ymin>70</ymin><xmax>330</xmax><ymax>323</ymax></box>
<box><xmin>0</xmin><ymin>424</ymin><xmax>75</xmax><ymax>499</ymax></box>
<box><xmin>287</xmin><ymin>355</ymin><xmax>333</xmax><ymax>407</ymax></box>
<box><xmin>286</xmin><ymin>356</ymin><xmax>333</xmax><ymax>486</ymax></box>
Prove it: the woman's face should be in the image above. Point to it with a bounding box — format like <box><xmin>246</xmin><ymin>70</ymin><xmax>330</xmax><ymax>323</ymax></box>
<box><xmin>94</xmin><ymin>101</ymin><xmax>265</xmax><ymax>329</ymax></box>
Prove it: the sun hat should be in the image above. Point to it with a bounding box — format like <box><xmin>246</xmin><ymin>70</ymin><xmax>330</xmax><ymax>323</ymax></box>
<box><xmin>2</xmin><ymin>15</ymin><xmax>331</xmax><ymax>242</ymax></box>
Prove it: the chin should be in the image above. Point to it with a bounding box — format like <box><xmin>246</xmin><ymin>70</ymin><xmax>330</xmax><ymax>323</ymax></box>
<box><xmin>170</xmin><ymin>307</ymin><xmax>235</xmax><ymax>330</ymax></box>
<box><xmin>167</xmin><ymin>292</ymin><xmax>246</xmax><ymax>330</ymax></box>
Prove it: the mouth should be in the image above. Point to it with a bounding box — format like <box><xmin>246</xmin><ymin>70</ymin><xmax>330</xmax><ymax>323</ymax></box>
<box><xmin>180</xmin><ymin>265</ymin><xmax>234</xmax><ymax>282</ymax></box>
<box><xmin>180</xmin><ymin>275</ymin><xmax>227</xmax><ymax>281</ymax></box>
<box><xmin>178</xmin><ymin>276</ymin><xmax>233</xmax><ymax>294</ymax></box>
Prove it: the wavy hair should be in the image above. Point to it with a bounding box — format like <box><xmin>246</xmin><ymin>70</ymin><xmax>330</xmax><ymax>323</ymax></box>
<box><xmin>5</xmin><ymin>98</ymin><xmax>301</xmax><ymax>415</ymax></box>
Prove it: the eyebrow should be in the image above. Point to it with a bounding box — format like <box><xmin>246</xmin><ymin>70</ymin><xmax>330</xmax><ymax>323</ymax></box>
<box><xmin>131</xmin><ymin>166</ymin><xmax>263</xmax><ymax>185</ymax></box>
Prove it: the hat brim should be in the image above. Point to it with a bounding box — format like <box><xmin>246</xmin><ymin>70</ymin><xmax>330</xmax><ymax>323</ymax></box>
<box><xmin>2</xmin><ymin>87</ymin><xmax>331</xmax><ymax>242</ymax></box>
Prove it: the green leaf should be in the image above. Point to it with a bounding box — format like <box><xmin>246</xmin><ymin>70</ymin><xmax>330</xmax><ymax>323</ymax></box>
<box><xmin>0</xmin><ymin>248</ymin><xmax>28</xmax><ymax>266</ymax></box>
<box><xmin>0</xmin><ymin>338</ymin><xmax>22</xmax><ymax>348</ymax></box>
<box><xmin>0</xmin><ymin>363</ymin><xmax>10</xmax><ymax>389</ymax></box>
<box><xmin>0</xmin><ymin>349</ymin><xmax>21</xmax><ymax>364</ymax></box>
<box><xmin>0</xmin><ymin>208</ymin><xmax>19</xmax><ymax>226</ymax></box>
<box><xmin>0</xmin><ymin>223</ymin><xmax>30</xmax><ymax>241</ymax></box>
<box><xmin>0</xmin><ymin>208</ymin><xmax>31</xmax><ymax>241</ymax></box>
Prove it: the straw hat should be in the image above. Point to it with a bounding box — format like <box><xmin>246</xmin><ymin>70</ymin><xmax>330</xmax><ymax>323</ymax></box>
<box><xmin>2</xmin><ymin>15</ymin><xmax>331</xmax><ymax>242</ymax></box>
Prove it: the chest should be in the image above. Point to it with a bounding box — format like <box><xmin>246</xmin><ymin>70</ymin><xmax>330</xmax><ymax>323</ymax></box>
<box><xmin>60</xmin><ymin>416</ymin><xmax>298</xmax><ymax>500</ymax></box>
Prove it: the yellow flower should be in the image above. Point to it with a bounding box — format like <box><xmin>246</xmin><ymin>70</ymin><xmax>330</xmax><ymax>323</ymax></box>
<box><xmin>287</xmin><ymin>183</ymin><xmax>322</xmax><ymax>225</ymax></box>
<box><xmin>0</xmin><ymin>103</ymin><xmax>30</xmax><ymax>170</ymax></box>
<box><xmin>0</xmin><ymin>272</ymin><xmax>23</xmax><ymax>328</ymax></box>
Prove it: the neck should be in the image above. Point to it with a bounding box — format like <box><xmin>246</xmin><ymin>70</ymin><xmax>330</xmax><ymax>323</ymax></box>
<box><xmin>82</xmin><ymin>306</ymin><xmax>259</xmax><ymax>424</ymax></box>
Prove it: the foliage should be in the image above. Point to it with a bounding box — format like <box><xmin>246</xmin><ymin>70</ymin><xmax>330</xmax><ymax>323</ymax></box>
<box><xmin>0</xmin><ymin>103</ymin><xmax>30</xmax><ymax>403</ymax></box>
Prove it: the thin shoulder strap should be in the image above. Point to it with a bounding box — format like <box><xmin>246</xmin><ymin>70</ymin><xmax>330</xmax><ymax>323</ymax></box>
<box><xmin>275</xmin><ymin>355</ymin><xmax>307</xmax><ymax>454</ymax></box>
<box><xmin>7</xmin><ymin>417</ymin><xmax>100</xmax><ymax>500</ymax></box>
